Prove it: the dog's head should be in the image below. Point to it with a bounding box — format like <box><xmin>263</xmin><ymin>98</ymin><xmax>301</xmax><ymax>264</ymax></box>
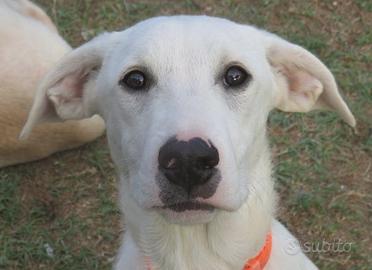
<box><xmin>21</xmin><ymin>16</ymin><xmax>355</xmax><ymax>224</ymax></box>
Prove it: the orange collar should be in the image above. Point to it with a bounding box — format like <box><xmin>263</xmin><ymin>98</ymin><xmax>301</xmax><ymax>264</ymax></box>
<box><xmin>243</xmin><ymin>232</ymin><xmax>272</xmax><ymax>270</ymax></box>
<box><xmin>146</xmin><ymin>232</ymin><xmax>272</xmax><ymax>270</ymax></box>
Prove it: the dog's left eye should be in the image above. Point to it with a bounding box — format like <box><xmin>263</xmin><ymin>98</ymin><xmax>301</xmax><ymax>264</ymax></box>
<box><xmin>223</xmin><ymin>66</ymin><xmax>251</xmax><ymax>88</ymax></box>
<box><xmin>120</xmin><ymin>70</ymin><xmax>147</xmax><ymax>90</ymax></box>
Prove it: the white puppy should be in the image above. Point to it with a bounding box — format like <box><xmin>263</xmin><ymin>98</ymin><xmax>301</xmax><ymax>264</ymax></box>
<box><xmin>21</xmin><ymin>16</ymin><xmax>355</xmax><ymax>270</ymax></box>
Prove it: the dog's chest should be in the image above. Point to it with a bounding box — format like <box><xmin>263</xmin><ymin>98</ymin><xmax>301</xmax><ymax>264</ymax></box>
<box><xmin>137</xmin><ymin>225</ymin><xmax>257</xmax><ymax>270</ymax></box>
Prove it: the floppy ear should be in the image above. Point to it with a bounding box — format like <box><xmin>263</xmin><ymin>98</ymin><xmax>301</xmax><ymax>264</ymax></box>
<box><xmin>265</xmin><ymin>34</ymin><xmax>355</xmax><ymax>127</ymax></box>
<box><xmin>20</xmin><ymin>33</ymin><xmax>112</xmax><ymax>139</ymax></box>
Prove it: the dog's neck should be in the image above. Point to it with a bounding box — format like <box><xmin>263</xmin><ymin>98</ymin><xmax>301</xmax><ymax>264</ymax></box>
<box><xmin>119</xmin><ymin>143</ymin><xmax>275</xmax><ymax>270</ymax></box>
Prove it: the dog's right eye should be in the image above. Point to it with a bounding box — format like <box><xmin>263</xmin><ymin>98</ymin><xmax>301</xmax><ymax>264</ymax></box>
<box><xmin>223</xmin><ymin>65</ymin><xmax>251</xmax><ymax>88</ymax></box>
<box><xmin>119</xmin><ymin>70</ymin><xmax>147</xmax><ymax>90</ymax></box>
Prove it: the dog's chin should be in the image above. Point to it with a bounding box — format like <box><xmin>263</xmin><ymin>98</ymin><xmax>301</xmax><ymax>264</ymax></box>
<box><xmin>155</xmin><ymin>203</ymin><xmax>217</xmax><ymax>225</ymax></box>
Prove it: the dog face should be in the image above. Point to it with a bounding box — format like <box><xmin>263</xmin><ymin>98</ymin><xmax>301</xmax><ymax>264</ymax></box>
<box><xmin>99</xmin><ymin>17</ymin><xmax>276</xmax><ymax>223</ymax></box>
<box><xmin>21</xmin><ymin>16</ymin><xmax>355</xmax><ymax>224</ymax></box>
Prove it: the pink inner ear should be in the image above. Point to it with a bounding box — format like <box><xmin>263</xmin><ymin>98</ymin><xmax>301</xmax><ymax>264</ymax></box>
<box><xmin>60</xmin><ymin>72</ymin><xmax>89</xmax><ymax>99</ymax></box>
<box><xmin>286</xmin><ymin>67</ymin><xmax>322</xmax><ymax>95</ymax></box>
<box><xmin>275</xmin><ymin>65</ymin><xmax>324</xmax><ymax>112</ymax></box>
<box><xmin>286</xmin><ymin>67</ymin><xmax>323</xmax><ymax>103</ymax></box>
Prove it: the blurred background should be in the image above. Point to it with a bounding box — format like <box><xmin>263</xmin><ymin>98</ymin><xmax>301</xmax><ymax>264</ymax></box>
<box><xmin>0</xmin><ymin>0</ymin><xmax>371</xmax><ymax>269</ymax></box>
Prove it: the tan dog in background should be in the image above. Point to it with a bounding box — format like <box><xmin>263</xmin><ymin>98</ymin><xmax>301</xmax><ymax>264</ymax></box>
<box><xmin>0</xmin><ymin>0</ymin><xmax>104</xmax><ymax>167</ymax></box>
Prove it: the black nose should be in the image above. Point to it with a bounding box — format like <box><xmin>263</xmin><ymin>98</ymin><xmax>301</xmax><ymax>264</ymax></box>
<box><xmin>158</xmin><ymin>137</ymin><xmax>219</xmax><ymax>194</ymax></box>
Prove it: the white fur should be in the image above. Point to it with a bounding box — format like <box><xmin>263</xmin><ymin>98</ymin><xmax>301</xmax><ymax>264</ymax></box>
<box><xmin>22</xmin><ymin>16</ymin><xmax>355</xmax><ymax>269</ymax></box>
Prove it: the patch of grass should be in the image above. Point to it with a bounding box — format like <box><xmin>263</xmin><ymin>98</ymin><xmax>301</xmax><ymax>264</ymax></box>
<box><xmin>1</xmin><ymin>0</ymin><xmax>371</xmax><ymax>269</ymax></box>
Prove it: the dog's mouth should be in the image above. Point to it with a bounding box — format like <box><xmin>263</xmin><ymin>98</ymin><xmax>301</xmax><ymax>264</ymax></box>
<box><xmin>161</xmin><ymin>201</ymin><xmax>215</xmax><ymax>212</ymax></box>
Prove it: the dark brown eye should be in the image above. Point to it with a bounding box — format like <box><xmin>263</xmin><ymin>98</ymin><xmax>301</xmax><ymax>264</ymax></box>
<box><xmin>224</xmin><ymin>66</ymin><xmax>250</xmax><ymax>88</ymax></box>
<box><xmin>120</xmin><ymin>70</ymin><xmax>146</xmax><ymax>90</ymax></box>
